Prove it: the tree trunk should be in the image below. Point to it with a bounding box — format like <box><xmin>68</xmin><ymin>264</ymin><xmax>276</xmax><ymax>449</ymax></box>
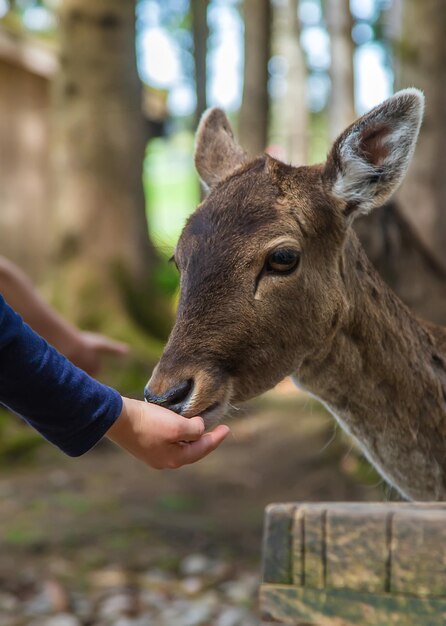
<box><xmin>355</xmin><ymin>0</ymin><xmax>446</xmax><ymax>325</ymax></box>
<box><xmin>239</xmin><ymin>0</ymin><xmax>271</xmax><ymax>157</ymax></box>
<box><xmin>191</xmin><ymin>0</ymin><xmax>208</xmax><ymax>126</ymax></box>
<box><xmin>50</xmin><ymin>0</ymin><xmax>163</xmax><ymax>335</ymax></box>
<box><xmin>326</xmin><ymin>0</ymin><xmax>355</xmax><ymax>141</ymax></box>
<box><xmin>394</xmin><ymin>0</ymin><xmax>446</xmax><ymax>274</ymax></box>
<box><xmin>283</xmin><ymin>0</ymin><xmax>308</xmax><ymax>165</ymax></box>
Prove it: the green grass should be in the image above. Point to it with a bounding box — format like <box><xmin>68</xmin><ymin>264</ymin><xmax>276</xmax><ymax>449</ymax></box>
<box><xmin>4</xmin><ymin>524</ymin><xmax>46</xmax><ymax>547</ymax></box>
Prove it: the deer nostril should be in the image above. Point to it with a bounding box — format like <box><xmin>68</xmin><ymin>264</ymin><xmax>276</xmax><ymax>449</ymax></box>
<box><xmin>144</xmin><ymin>379</ymin><xmax>194</xmax><ymax>413</ymax></box>
<box><xmin>165</xmin><ymin>379</ymin><xmax>194</xmax><ymax>406</ymax></box>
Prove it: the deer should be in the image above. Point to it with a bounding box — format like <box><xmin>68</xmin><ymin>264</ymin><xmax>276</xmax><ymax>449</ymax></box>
<box><xmin>144</xmin><ymin>89</ymin><xmax>446</xmax><ymax>502</ymax></box>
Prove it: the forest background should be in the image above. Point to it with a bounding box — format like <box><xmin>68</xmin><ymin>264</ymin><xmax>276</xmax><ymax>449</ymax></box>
<box><xmin>0</xmin><ymin>1</ymin><xmax>445</xmax><ymax>623</ymax></box>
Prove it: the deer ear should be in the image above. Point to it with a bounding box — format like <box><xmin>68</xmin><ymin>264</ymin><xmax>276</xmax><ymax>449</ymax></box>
<box><xmin>195</xmin><ymin>108</ymin><xmax>248</xmax><ymax>190</ymax></box>
<box><xmin>323</xmin><ymin>88</ymin><xmax>424</xmax><ymax>220</ymax></box>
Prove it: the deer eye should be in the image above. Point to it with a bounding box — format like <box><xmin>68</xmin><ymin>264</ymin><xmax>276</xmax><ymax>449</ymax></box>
<box><xmin>265</xmin><ymin>248</ymin><xmax>300</xmax><ymax>274</ymax></box>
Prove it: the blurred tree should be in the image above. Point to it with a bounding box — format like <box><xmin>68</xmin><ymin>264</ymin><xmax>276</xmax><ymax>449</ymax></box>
<box><xmin>239</xmin><ymin>0</ymin><xmax>271</xmax><ymax>157</ymax></box>
<box><xmin>395</xmin><ymin>0</ymin><xmax>446</xmax><ymax>276</ymax></box>
<box><xmin>355</xmin><ymin>0</ymin><xmax>446</xmax><ymax>326</ymax></box>
<box><xmin>50</xmin><ymin>0</ymin><xmax>167</xmax><ymax>337</ymax></box>
<box><xmin>282</xmin><ymin>0</ymin><xmax>308</xmax><ymax>165</ymax></box>
<box><xmin>191</xmin><ymin>0</ymin><xmax>208</xmax><ymax>125</ymax></box>
<box><xmin>326</xmin><ymin>0</ymin><xmax>355</xmax><ymax>141</ymax></box>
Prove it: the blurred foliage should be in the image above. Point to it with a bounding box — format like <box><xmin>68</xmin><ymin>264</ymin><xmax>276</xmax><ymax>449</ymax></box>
<box><xmin>307</xmin><ymin>111</ymin><xmax>329</xmax><ymax>164</ymax></box>
<box><xmin>0</xmin><ymin>407</ymin><xmax>42</xmax><ymax>465</ymax></box>
<box><xmin>144</xmin><ymin>132</ymin><xmax>200</xmax><ymax>251</ymax></box>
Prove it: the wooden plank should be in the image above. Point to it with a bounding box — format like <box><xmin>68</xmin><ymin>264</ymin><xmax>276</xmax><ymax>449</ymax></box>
<box><xmin>291</xmin><ymin>502</ymin><xmax>446</xmax><ymax>512</ymax></box>
<box><xmin>391</xmin><ymin>509</ymin><xmax>446</xmax><ymax>596</ymax></box>
<box><xmin>260</xmin><ymin>584</ymin><xmax>446</xmax><ymax>626</ymax></box>
<box><xmin>292</xmin><ymin>506</ymin><xmax>304</xmax><ymax>586</ymax></box>
<box><xmin>262</xmin><ymin>503</ymin><xmax>296</xmax><ymax>584</ymax></box>
<box><xmin>301</xmin><ymin>505</ymin><xmax>325</xmax><ymax>589</ymax></box>
<box><xmin>325</xmin><ymin>508</ymin><xmax>390</xmax><ymax>593</ymax></box>
<box><xmin>289</xmin><ymin>503</ymin><xmax>446</xmax><ymax>594</ymax></box>
<box><xmin>264</xmin><ymin>503</ymin><xmax>446</xmax><ymax>623</ymax></box>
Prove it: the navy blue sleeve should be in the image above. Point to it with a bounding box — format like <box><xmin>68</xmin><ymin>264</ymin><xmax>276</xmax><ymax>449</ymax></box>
<box><xmin>0</xmin><ymin>294</ymin><xmax>123</xmax><ymax>456</ymax></box>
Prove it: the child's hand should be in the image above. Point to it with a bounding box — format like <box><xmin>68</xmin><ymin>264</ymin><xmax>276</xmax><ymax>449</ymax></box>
<box><xmin>69</xmin><ymin>331</ymin><xmax>129</xmax><ymax>376</ymax></box>
<box><xmin>106</xmin><ymin>397</ymin><xmax>230</xmax><ymax>469</ymax></box>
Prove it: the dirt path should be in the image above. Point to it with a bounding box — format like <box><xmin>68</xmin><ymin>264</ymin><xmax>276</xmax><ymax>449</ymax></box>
<box><xmin>0</xmin><ymin>388</ymin><xmax>393</xmax><ymax>624</ymax></box>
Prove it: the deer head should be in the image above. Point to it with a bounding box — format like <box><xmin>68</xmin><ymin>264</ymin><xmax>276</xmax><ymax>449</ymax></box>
<box><xmin>144</xmin><ymin>89</ymin><xmax>424</xmax><ymax>428</ymax></box>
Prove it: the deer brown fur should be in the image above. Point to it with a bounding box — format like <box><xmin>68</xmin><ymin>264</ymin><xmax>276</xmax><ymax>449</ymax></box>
<box><xmin>146</xmin><ymin>89</ymin><xmax>446</xmax><ymax>501</ymax></box>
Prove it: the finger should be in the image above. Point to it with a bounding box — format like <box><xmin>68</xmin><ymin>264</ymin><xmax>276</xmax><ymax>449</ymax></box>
<box><xmin>97</xmin><ymin>338</ymin><xmax>130</xmax><ymax>355</ymax></box>
<box><xmin>170</xmin><ymin>415</ymin><xmax>205</xmax><ymax>442</ymax></box>
<box><xmin>174</xmin><ymin>425</ymin><xmax>230</xmax><ymax>465</ymax></box>
<box><xmin>82</xmin><ymin>331</ymin><xmax>129</xmax><ymax>355</ymax></box>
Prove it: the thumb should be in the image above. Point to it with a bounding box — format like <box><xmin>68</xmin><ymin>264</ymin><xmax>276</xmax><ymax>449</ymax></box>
<box><xmin>172</xmin><ymin>415</ymin><xmax>205</xmax><ymax>442</ymax></box>
<box><xmin>174</xmin><ymin>425</ymin><xmax>231</xmax><ymax>465</ymax></box>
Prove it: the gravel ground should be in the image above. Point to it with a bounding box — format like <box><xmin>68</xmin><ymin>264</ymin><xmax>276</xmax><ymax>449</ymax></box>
<box><xmin>0</xmin><ymin>554</ymin><xmax>270</xmax><ymax>626</ymax></box>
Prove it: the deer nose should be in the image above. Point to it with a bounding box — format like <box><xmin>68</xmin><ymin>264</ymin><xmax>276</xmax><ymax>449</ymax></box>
<box><xmin>144</xmin><ymin>378</ymin><xmax>193</xmax><ymax>414</ymax></box>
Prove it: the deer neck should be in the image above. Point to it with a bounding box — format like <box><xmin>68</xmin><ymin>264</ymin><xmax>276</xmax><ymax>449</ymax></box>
<box><xmin>295</xmin><ymin>233</ymin><xmax>446</xmax><ymax>501</ymax></box>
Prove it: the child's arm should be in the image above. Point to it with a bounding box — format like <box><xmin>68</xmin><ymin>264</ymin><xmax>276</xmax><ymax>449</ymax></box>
<box><xmin>0</xmin><ymin>257</ymin><xmax>127</xmax><ymax>374</ymax></box>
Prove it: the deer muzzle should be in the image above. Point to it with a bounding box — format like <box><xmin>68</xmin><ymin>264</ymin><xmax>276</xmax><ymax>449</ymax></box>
<box><xmin>144</xmin><ymin>361</ymin><xmax>233</xmax><ymax>429</ymax></box>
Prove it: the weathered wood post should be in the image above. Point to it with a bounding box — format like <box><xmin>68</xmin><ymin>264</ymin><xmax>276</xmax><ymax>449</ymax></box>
<box><xmin>260</xmin><ymin>502</ymin><xmax>446</xmax><ymax>625</ymax></box>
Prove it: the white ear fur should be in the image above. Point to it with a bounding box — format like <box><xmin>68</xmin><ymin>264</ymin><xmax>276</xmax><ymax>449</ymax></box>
<box><xmin>194</xmin><ymin>108</ymin><xmax>248</xmax><ymax>190</ymax></box>
<box><xmin>324</xmin><ymin>88</ymin><xmax>425</xmax><ymax>220</ymax></box>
